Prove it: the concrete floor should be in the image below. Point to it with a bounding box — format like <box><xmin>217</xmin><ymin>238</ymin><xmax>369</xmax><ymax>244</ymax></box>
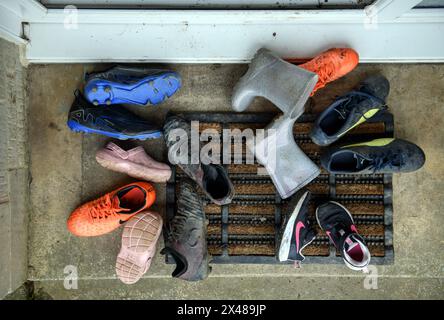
<box><xmin>0</xmin><ymin>38</ymin><xmax>28</xmax><ymax>299</ymax></box>
<box><xmin>26</xmin><ymin>63</ymin><xmax>444</xmax><ymax>299</ymax></box>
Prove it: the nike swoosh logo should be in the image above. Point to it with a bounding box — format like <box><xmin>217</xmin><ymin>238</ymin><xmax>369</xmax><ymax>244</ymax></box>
<box><xmin>295</xmin><ymin>221</ymin><xmax>305</xmax><ymax>253</ymax></box>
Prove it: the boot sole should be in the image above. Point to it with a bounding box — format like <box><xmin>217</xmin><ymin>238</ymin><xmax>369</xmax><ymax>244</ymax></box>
<box><xmin>67</xmin><ymin>120</ymin><xmax>162</xmax><ymax>140</ymax></box>
<box><xmin>84</xmin><ymin>72</ymin><xmax>181</xmax><ymax>106</ymax></box>
<box><xmin>116</xmin><ymin>212</ymin><xmax>163</xmax><ymax>284</ymax></box>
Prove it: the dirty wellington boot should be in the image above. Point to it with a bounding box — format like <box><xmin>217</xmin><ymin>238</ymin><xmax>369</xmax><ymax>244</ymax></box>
<box><xmin>277</xmin><ymin>190</ymin><xmax>316</xmax><ymax>265</ymax></box>
<box><xmin>161</xmin><ymin>179</ymin><xmax>211</xmax><ymax>281</ymax></box>
<box><xmin>316</xmin><ymin>201</ymin><xmax>370</xmax><ymax>271</ymax></box>
<box><xmin>310</xmin><ymin>75</ymin><xmax>390</xmax><ymax>146</ymax></box>
<box><xmin>67</xmin><ymin>182</ymin><xmax>156</xmax><ymax>237</ymax></box>
<box><xmin>232</xmin><ymin>48</ymin><xmax>318</xmax><ymax>115</ymax></box>
<box><xmin>116</xmin><ymin>211</ymin><xmax>163</xmax><ymax>284</ymax></box>
<box><xmin>255</xmin><ymin>115</ymin><xmax>320</xmax><ymax>199</ymax></box>
<box><xmin>321</xmin><ymin>138</ymin><xmax>426</xmax><ymax>174</ymax></box>
<box><xmin>96</xmin><ymin>142</ymin><xmax>172</xmax><ymax>183</ymax></box>
<box><xmin>84</xmin><ymin>65</ymin><xmax>181</xmax><ymax>106</ymax></box>
<box><xmin>163</xmin><ymin>115</ymin><xmax>235</xmax><ymax>206</ymax></box>
<box><xmin>299</xmin><ymin>48</ymin><xmax>359</xmax><ymax>96</ymax></box>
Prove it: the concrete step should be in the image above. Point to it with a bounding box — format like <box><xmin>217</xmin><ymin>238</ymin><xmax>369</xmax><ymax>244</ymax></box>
<box><xmin>31</xmin><ymin>276</ymin><xmax>444</xmax><ymax>300</ymax></box>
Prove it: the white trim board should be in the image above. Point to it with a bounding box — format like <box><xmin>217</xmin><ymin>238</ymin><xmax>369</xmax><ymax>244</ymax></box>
<box><xmin>39</xmin><ymin>0</ymin><xmax>372</xmax><ymax>9</ymax></box>
<box><xmin>25</xmin><ymin>9</ymin><xmax>444</xmax><ymax>63</ymax></box>
<box><xmin>2</xmin><ymin>0</ymin><xmax>444</xmax><ymax>63</ymax></box>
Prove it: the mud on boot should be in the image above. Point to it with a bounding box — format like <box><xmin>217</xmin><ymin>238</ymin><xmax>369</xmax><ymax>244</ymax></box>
<box><xmin>161</xmin><ymin>179</ymin><xmax>211</xmax><ymax>281</ymax></box>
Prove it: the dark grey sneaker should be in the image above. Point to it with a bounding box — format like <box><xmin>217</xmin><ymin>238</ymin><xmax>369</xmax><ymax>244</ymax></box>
<box><xmin>316</xmin><ymin>201</ymin><xmax>370</xmax><ymax>271</ymax></box>
<box><xmin>321</xmin><ymin>138</ymin><xmax>425</xmax><ymax>174</ymax></box>
<box><xmin>163</xmin><ymin>114</ymin><xmax>235</xmax><ymax>206</ymax></box>
<box><xmin>310</xmin><ymin>75</ymin><xmax>389</xmax><ymax>146</ymax></box>
<box><xmin>160</xmin><ymin>179</ymin><xmax>211</xmax><ymax>281</ymax></box>
<box><xmin>276</xmin><ymin>190</ymin><xmax>316</xmax><ymax>264</ymax></box>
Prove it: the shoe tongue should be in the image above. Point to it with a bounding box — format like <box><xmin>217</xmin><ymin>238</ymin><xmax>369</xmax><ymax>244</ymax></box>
<box><xmin>343</xmin><ymin>234</ymin><xmax>359</xmax><ymax>252</ymax></box>
<box><xmin>111</xmin><ymin>196</ymin><xmax>130</xmax><ymax>212</ymax></box>
<box><xmin>343</xmin><ymin>234</ymin><xmax>366</xmax><ymax>265</ymax></box>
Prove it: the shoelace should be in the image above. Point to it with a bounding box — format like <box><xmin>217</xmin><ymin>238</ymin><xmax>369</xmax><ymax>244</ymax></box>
<box><xmin>368</xmin><ymin>150</ymin><xmax>404</xmax><ymax>173</ymax></box>
<box><xmin>328</xmin><ymin>225</ymin><xmax>358</xmax><ymax>253</ymax></box>
<box><xmin>334</xmin><ymin>94</ymin><xmax>367</xmax><ymax>120</ymax></box>
<box><xmin>333</xmin><ymin>91</ymin><xmax>387</xmax><ymax>120</ymax></box>
<box><xmin>91</xmin><ymin>71</ymin><xmax>135</xmax><ymax>84</ymax></box>
<box><xmin>89</xmin><ymin>195</ymin><xmax>120</xmax><ymax>222</ymax></box>
<box><xmin>114</xmin><ymin>74</ymin><xmax>136</xmax><ymax>84</ymax></box>
<box><xmin>315</xmin><ymin>60</ymin><xmax>336</xmax><ymax>86</ymax></box>
<box><xmin>299</xmin><ymin>57</ymin><xmax>336</xmax><ymax>92</ymax></box>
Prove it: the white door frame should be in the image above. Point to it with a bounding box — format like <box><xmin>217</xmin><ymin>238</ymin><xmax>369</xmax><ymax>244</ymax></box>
<box><xmin>1</xmin><ymin>0</ymin><xmax>443</xmax><ymax>63</ymax></box>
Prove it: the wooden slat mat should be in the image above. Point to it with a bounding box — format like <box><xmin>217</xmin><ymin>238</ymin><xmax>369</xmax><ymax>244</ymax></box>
<box><xmin>165</xmin><ymin>112</ymin><xmax>394</xmax><ymax>265</ymax></box>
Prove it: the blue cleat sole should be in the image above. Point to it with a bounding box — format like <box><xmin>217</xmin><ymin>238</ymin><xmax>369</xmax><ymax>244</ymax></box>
<box><xmin>67</xmin><ymin>120</ymin><xmax>162</xmax><ymax>140</ymax></box>
<box><xmin>84</xmin><ymin>72</ymin><xmax>181</xmax><ymax>106</ymax></box>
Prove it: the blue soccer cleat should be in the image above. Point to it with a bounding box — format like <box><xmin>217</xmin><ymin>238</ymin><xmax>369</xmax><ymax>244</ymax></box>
<box><xmin>84</xmin><ymin>65</ymin><xmax>181</xmax><ymax>107</ymax></box>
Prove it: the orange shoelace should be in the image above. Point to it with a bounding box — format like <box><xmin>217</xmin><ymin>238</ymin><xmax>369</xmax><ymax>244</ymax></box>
<box><xmin>88</xmin><ymin>195</ymin><xmax>122</xmax><ymax>222</ymax></box>
<box><xmin>301</xmin><ymin>59</ymin><xmax>337</xmax><ymax>92</ymax></box>
<box><xmin>315</xmin><ymin>61</ymin><xmax>336</xmax><ymax>84</ymax></box>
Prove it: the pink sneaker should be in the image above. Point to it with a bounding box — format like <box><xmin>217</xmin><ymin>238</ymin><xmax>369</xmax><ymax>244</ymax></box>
<box><xmin>96</xmin><ymin>142</ymin><xmax>172</xmax><ymax>183</ymax></box>
<box><xmin>116</xmin><ymin>211</ymin><xmax>163</xmax><ymax>284</ymax></box>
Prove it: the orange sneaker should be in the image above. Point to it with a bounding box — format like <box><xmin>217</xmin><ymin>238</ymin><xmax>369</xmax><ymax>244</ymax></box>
<box><xmin>67</xmin><ymin>182</ymin><xmax>156</xmax><ymax>237</ymax></box>
<box><xmin>298</xmin><ymin>48</ymin><xmax>359</xmax><ymax>96</ymax></box>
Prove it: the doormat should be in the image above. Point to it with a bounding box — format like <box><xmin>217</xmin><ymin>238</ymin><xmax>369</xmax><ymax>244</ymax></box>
<box><xmin>165</xmin><ymin>112</ymin><xmax>394</xmax><ymax>265</ymax></box>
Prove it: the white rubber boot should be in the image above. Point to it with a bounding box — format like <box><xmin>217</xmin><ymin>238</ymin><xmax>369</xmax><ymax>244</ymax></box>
<box><xmin>253</xmin><ymin>114</ymin><xmax>320</xmax><ymax>199</ymax></box>
<box><xmin>233</xmin><ymin>48</ymin><xmax>320</xmax><ymax>199</ymax></box>
<box><xmin>232</xmin><ymin>48</ymin><xmax>318</xmax><ymax>118</ymax></box>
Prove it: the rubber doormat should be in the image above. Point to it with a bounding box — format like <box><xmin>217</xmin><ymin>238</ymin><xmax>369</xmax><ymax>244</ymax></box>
<box><xmin>165</xmin><ymin>112</ymin><xmax>394</xmax><ymax>265</ymax></box>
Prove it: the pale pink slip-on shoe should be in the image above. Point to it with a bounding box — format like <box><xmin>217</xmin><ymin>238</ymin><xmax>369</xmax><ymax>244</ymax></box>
<box><xmin>96</xmin><ymin>142</ymin><xmax>172</xmax><ymax>183</ymax></box>
<box><xmin>116</xmin><ymin>211</ymin><xmax>163</xmax><ymax>284</ymax></box>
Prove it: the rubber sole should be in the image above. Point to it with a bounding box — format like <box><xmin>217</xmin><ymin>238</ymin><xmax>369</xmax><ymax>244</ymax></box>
<box><xmin>116</xmin><ymin>212</ymin><xmax>163</xmax><ymax>284</ymax></box>
<box><xmin>84</xmin><ymin>72</ymin><xmax>181</xmax><ymax>106</ymax></box>
<box><xmin>67</xmin><ymin>120</ymin><xmax>162</xmax><ymax>140</ymax></box>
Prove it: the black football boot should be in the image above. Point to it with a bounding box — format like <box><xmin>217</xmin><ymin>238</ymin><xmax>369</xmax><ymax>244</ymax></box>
<box><xmin>67</xmin><ymin>90</ymin><xmax>161</xmax><ymax>140</ymax></box>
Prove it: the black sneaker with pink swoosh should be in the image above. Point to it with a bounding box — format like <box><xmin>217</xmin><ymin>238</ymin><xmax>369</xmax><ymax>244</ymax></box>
<box><xmin>316</xmin><ymin>201</ymin><xmax>371</xmax><ymax>271</ymax></box>
<box><xmin>277</xmin><ymin>190</ymin><xmax>316</xmax><ymax>264</ymax></box>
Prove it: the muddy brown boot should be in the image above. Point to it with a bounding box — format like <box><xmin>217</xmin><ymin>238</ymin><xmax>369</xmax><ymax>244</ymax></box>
<box><xmin>161</xmin><ymin>179</ymin><xmax>211</xmax><ymax>281</ymax></box>
<box><xmin>163</xmin><ymin>114</ymin><xmax>235</xmax><ymax>206</ymax></box>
